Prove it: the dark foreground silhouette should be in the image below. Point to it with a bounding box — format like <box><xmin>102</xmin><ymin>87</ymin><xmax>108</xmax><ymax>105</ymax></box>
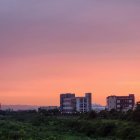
<box><xmin>0</xmin><ymin>102</ymin><xmax>140</xmax><ymax>140</ymax></box>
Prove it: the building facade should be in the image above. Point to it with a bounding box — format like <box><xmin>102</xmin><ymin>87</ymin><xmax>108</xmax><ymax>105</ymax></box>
<box><xmin>60</xmin><ymin>93</ymin><xmax>92</xmax><ymax>113</ymax></box>
<box><xmin>107</xmin><ymin>94</ymin><xmax>135</xmax><ymax>111</ymax></box>
<box><xmin>60</xmin><ymin>93</ymin><xmax>76</xmax><ymax>113</ymax></box>
<box><xmin>76</xmin><ymin>93</ymin><xmax>92</xmax><ymax>112</ymax></box>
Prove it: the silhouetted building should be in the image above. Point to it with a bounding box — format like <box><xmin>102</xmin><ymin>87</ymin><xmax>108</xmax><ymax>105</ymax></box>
<box><xmin>107</xmin><ymin>94</ymin><xmax>135</xmax><ymax>111</ymax></box>
<box><xmin>60</xmin><ymin>93</ymin><xmax>76</xmax><ymax>113</ymax></box>
<box><xmin>76</xmin><ymin>93</ymin><xmax>92</xmax><ymax>112</ymax></box>
<box><xmin>38</xmin><ymin>106</ymin><xmax>59</xmax><ymax>111</ymax></box>
<box><xmin>60</xmin><ymin>93</ymin><xmax>92</xmax><ymax>113</ymax></box>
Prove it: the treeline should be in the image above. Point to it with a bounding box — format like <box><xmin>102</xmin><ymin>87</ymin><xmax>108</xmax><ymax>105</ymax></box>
<box><xmin>86</xmin><ymin>108</ymin><xmax>139</xmax><ymax>122</ymax></box>
<box><xmin>37</xmin><ymin>101</ymin><xmax>140</xmax><ymax>123</ymax></box>
<box><xmin>0</xmin><ymin>112</ymin><xmax>140</xmax><ymax>139</ymax></box>
<box><xmin>0</xmin><ymin>103</ymin><xmax>140</xmax><ymax>139</ymax></box>
<box><xmin>86</xmin><ymin>101</ymin><xmax>140</xmax><ymax>123</ymax></box>
<box><xmin>0</xmin><ymin>102</ymin><xmax>140</xmax><ymax>123</ymax></box>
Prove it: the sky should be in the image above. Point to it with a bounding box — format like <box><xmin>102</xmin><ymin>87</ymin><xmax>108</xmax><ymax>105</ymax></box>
<box><xmin>0</xmin><ymin>0</ymin><xmax>140</xmax><ymax>106</ymax></box>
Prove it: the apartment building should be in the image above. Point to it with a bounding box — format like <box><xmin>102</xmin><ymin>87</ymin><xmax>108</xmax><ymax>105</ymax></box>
<box><xmin>76</xmin><ymin>93</ymin><xmax>92</xmax><ymax>112</ymax></box>
<box><xmin>60</xmin><ymin>93</ymin><xmax>76</xmax><ymax>113</ymax></box>
<box><xmin>107</xmin><ymin>94</ymin><xmax>135</xmax><ymax>111</ymax></box>
<box><xmin>60</xmin><ymin>93</ymin><xmax>92</xmax><ymax>113</ymax></box>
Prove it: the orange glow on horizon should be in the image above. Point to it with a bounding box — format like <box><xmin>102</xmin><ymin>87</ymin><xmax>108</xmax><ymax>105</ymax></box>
<box><xmin>1</xmin><ymin>54</ymin><xmax>140</xmax><ymax>106</ymax></box>
<box><xmin>0</xmin><ymin>1</ymin><xmax>140</xmax><ymax>106</ymax></box>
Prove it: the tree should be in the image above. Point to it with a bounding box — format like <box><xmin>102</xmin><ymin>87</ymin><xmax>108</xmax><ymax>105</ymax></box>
<box><xmin>87</xmin><ymin>111</ymin><xmax>97</xmax><ymax>119</ymax></box>
<box><xmin>132</xmin><ymin>101</ymin><xmax>140</xmax><ymax>122</ymax></box>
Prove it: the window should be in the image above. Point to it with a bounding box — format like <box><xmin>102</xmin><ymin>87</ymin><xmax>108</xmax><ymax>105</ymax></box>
<box><xmin>117</xmin><ymin>105</ymin><xmax>120</xmax><ymax>107</ymax></box>
<box><xmin>117</xmin><ymin>100</ymin><xmax>120</xmax><ymax>103</ymax></box>
<box><xmin>129</xmin><ymin>100</ymin><xmax>132</xmax><ymax>103</ymax></box>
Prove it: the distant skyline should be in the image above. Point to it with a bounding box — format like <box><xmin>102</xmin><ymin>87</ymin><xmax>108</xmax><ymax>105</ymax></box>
<box><xmin>0</xmin><ymin>0</ymin><xmax>140</xmax><ymax>105</ymax></box>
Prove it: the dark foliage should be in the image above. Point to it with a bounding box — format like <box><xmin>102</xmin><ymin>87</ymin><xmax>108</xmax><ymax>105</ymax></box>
<box><xmin>0</xmin><ymin>102</ymin><xmax>140</xmax><ymax>139</ymax></box>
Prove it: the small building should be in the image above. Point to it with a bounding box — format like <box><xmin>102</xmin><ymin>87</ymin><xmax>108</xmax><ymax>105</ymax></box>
<box><xmin>38</xmin><ymin>106</ymin><xmax>59</xmax><ymax>111</ymax></box>
<box><xmin>107</xmin><ymin>94</ymin><xmax>135</xmax><ymax>111</ymax></box>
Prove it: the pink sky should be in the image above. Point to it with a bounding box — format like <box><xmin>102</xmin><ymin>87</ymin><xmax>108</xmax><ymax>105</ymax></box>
<box><xmin>0</xmin><ymin>1</ymin><xmax>140</xmax><ymax>105</ymax></box>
